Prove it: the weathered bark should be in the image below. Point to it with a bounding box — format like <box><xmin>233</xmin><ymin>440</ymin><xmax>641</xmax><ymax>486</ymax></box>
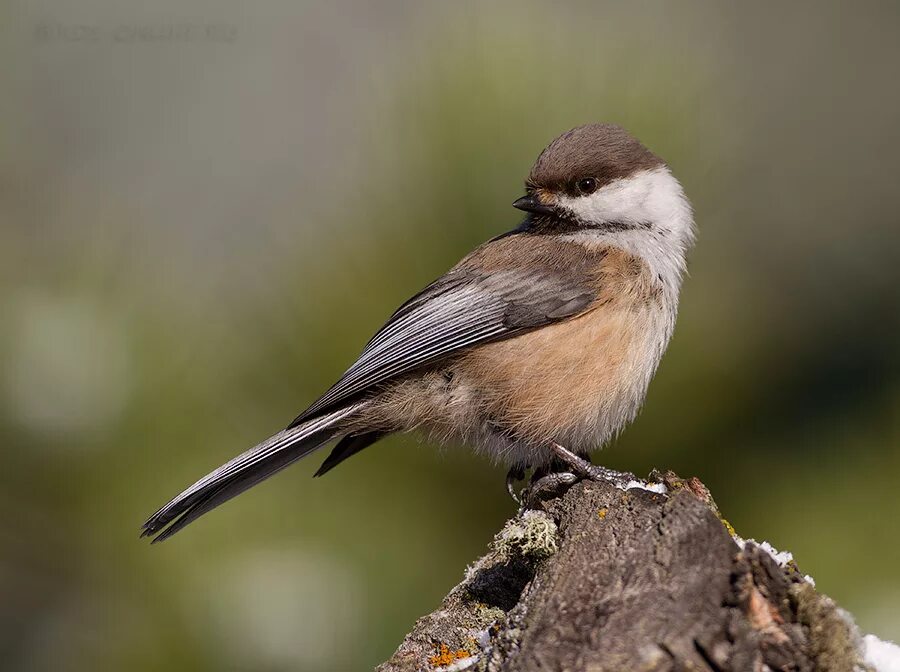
<box><xmin>377</xmin><ymin>472</ymin><xmax>872</xmax><ymax>672</ymax></box>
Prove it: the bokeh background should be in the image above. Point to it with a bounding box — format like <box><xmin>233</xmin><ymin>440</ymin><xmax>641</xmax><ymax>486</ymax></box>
<box><xmin>2</xmin><ymin>1</ymin><xmax>899</xmax><ymax>670</ymax></box>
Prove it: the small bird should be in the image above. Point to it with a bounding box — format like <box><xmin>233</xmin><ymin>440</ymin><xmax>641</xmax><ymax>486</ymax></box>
<box><xmin>142</xmin><ymin>123</ymin><xmax>695</xmax><ymax>542</ymax></box>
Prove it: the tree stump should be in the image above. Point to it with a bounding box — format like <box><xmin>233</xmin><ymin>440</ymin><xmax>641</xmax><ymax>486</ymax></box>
<box><xmin>377</xmin><ymin>472</ymin><xmax>878</xmax><ymax>672</ymax></box>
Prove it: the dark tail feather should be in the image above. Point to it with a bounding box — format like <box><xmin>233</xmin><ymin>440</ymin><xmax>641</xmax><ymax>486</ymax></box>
<box><xmin>313</xmin><ymin>431</ymin><xmax>385</xmax><ymax>477</ymax></box>
<box><xmin>141</xmin><ymin>404</ymin><xmax>360</xmax><ymax>543</ymax></box>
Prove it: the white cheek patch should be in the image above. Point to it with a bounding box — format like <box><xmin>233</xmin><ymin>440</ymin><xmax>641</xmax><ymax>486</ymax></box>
<box><xmin>560</xmin><ymin>173</ymin><xmax>654</xmax><ymax>225</ymax></box>
<box><xmin>557</xmin><ymin>166</ymin><xmax>693</xmax><ymax>238</ymax></box>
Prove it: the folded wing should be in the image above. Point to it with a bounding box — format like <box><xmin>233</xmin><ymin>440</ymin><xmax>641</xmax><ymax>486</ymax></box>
<box><xmin>292</xmin><ymin>241</ymin><xmax>601</xmax><ymax>426</ymax></box>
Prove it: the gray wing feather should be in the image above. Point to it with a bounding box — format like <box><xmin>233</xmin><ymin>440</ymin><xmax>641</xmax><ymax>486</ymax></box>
<box><xmin>292</xmin><ymin>265</ymin><xmax>596</xmax><ymax>426</ymax></box>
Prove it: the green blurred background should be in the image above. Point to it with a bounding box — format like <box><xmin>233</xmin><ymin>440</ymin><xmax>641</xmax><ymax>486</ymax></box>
<box><xmin>2</xmin><ymin>1</ymin><xmax>899</xmax><ymax>670</ymax></box>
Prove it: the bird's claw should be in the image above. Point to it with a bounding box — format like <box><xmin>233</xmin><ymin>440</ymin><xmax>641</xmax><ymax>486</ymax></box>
<box><xmin>549</xmin><ymin>442</ymin><xmax>635</xmax><ymax>489</ymax></box>
<box><xmin>507</xmin><ymin>442</ymin><xmax>634</xmax><ymax>514</ymax></box>
<box><xmin>517</xmin><ymin>471</ymin><xmax>578</xmax><ymax>515</ymax></box>
<box><xmin>505</xmin><ymin>465</ymin><xmax>526</xmax><ymax>504</ymax></box>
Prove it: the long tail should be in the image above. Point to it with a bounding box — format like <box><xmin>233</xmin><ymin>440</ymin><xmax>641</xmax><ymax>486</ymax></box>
<box><xmin>141</xmin><ymin>404</ymin><xmax>361</xmax><ymax>543</ymax></box>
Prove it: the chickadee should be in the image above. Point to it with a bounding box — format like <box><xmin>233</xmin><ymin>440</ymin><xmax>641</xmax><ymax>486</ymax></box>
<box><xmin>142</xmin><ymin>123</ymin><xmax>695</xmax><ymax>542</ymax></box>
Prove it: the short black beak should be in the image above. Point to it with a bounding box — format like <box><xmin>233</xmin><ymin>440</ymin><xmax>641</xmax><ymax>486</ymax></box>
<box><xmin>512</xmin><ymin>194</ymin><xmax>557</xmax><ymax>216</ymax></box>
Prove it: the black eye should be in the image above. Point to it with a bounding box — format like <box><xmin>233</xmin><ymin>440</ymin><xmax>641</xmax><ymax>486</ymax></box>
<box><xmin>576</xmin><ymin>177</ymin><xmax>598</xmax><ymax>195</ymax></box>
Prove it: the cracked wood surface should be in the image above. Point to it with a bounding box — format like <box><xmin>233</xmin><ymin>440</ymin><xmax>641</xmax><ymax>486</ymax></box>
<box><xmin>377</xmin><ymin>474</ymin><xmax>870</xmax><ymax>672</ymax></box>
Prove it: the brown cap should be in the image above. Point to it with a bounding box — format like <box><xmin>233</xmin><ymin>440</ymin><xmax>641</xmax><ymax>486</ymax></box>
<box><xmin>527</xmin><ymin>124</ymin><xmax>664</xmax><ymax>193</ymax></box>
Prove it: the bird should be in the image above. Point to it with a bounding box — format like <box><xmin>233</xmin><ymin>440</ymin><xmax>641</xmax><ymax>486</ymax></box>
<box><xmin>142</xmin><ymin>123</ymin><xmax>695</xmax><ymax>543</ymax></box>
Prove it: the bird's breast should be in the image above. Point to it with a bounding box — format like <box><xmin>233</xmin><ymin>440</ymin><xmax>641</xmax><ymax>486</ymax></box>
<box><xmin>456</xmin><ymin>249</ymin><xmax>674</xmax><ymax>452</ymax></box>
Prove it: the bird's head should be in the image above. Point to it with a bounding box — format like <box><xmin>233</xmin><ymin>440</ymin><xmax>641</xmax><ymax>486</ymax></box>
<box><xmin>513</xmin><ymin>124</ymin><xmax>695</xmax><ymax>261</ymax></box>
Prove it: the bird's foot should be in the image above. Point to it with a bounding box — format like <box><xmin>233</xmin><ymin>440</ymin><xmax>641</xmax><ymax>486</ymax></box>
<box><xmin>508</xmin><ymin>442</ymin><xmax>634</xmax><ymax>513</ymax></box>
<box><xmin>518</xmin><ymin>471</ymin><xmax>578</xmax><ymax>514</ymax></box>
<box><xmin>508</xmin><ymin>463</ymin><xmax>577</xmax><ymax>512</ymax></box>
<box><xmin>549</xmin><ymin>442</ymin><xmax>635</xmax><ymax>489</ymax></box>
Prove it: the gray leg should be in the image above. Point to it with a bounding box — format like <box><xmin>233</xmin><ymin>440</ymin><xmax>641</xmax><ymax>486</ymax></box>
<box><xmin>549</xmin><ymin>442</ymin><xmax>635</xmax><ymax>488</ymax></box>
